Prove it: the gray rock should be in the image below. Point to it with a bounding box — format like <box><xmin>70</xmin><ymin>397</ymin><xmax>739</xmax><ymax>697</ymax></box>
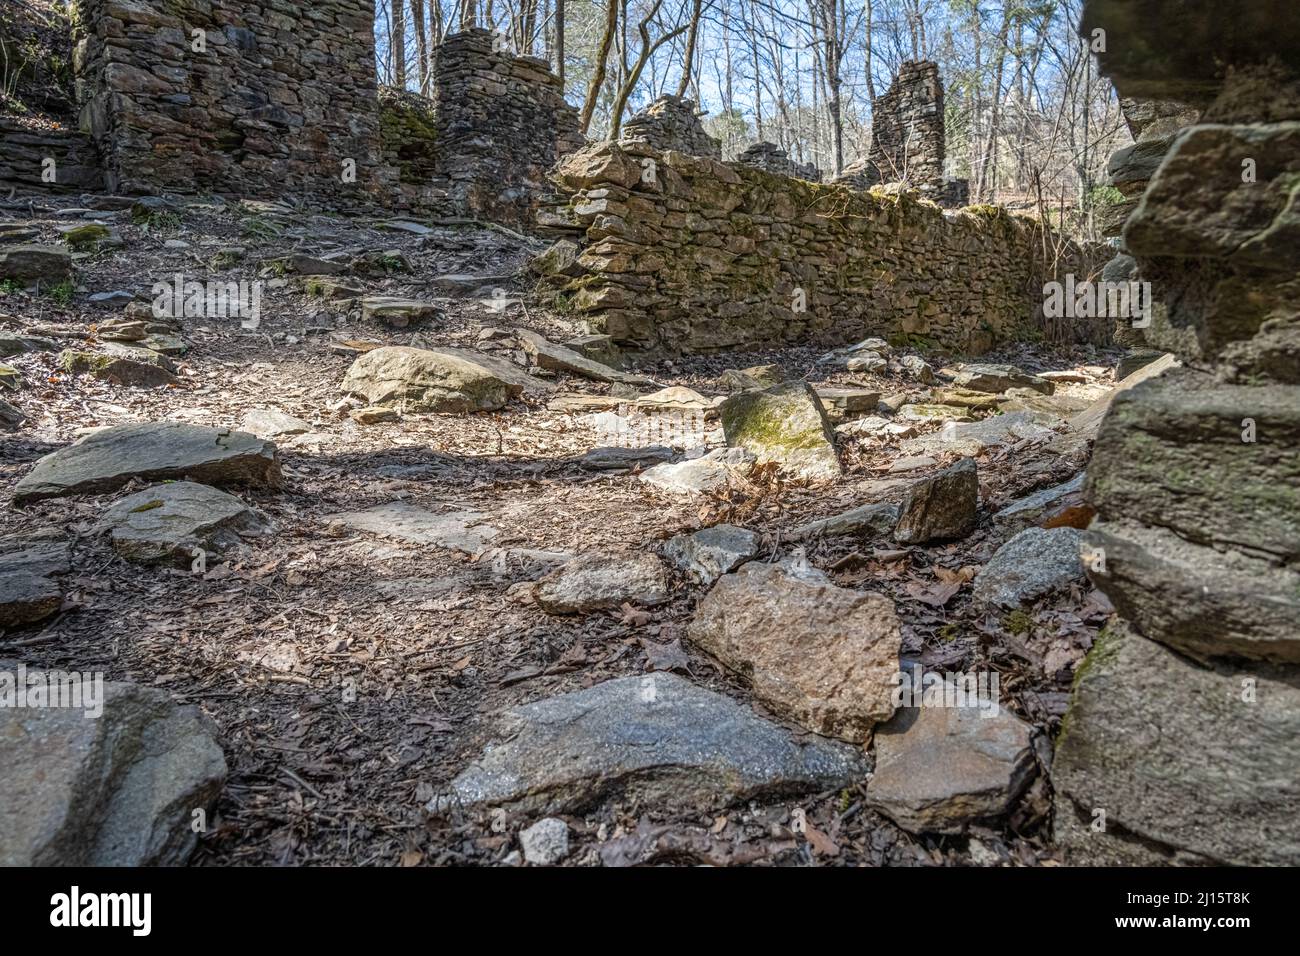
<box><xmin>0</xmin><ymin>397</ymin><xmax>23</xmax><ymax>431</ymax></box>
<box><xmin>688</xmin><ymin>563</ymin><xmax>901</xmax><ymax>742</ymax></box>
<box><xmin>0</xmin><ymin>542</ymin><xmax>70</xmax><ymax>629</ymax></box>
<box><xmin>240</xmin><ymin>408</ymin><xmax>311</xmax><ymax>437</ymax></box>
<box><xmin>530</xmin><ymin>239</ymin><xmax>582</xmax><ymax>277</ymax></box>
<box><xmin>427</xmin><ymin>346</ymin><xmax>556</xmax><ymax>396</ymax></box>
<box><xmin>787</xmin><ymin>502</ymin><xmax>900</xmax><ymax>541</ymax></box>
<box><xmin>0</xmin><ymin>244</ymin><xmax>72</xmax><ymax>285</ymax></box>
<box><xmin>893</xmin><ymin>458</ymin><xmax>979</xmax><ymax>544</ymax></box>
<box><xmin>534</xmin><ymin>553</ymin><xmax>669</xmax><ymax>613</ymax></box>
<box><xmin>0</xmin><ymin>333</ymin><xmax>59</xmax><ymax>357</ymax></box>
<box><xmin>517</xmin><ymin>329</ymin><xmax>651</xmax><ymax>386</ymax></box>
<box><xmin>95</xmin><ymin>482</ymin><xmax>271</xmax><ymax>567</ymax></box>
<box><xmin>866</xmin><ymin>690</ymin><xmax>1036</xmax><ymax>834</ymax></box>
<box><xmin>447</xmin><ymin>673</ymin><xmax>869</xmax><ymax>813</ymax></box>
<box><xmin>639</xmin><ymin>448</ymin><xmax>755</xmax><ymax>495</ymax></box>
<box><xmin>341</xmin><ymin>346</ymin><xmax>514</xmax><ymax>414</ymax></box>
<box><xmin>719</xmin><ymin>381</ymin><xmax>841</xmax><ymax>481</ymax></box>
<box><xmin>57</xmin><ymin>349</ymin><xmax>177</xmax><ymax>388</ymax></box>
<box><xmin>1053</xmin><ymin>622</ymin><xmax>1300</xmax><ymax>866</ymax></box>
<box><xmin>814</xmin><ymin>387</ymin><xmax>881</xmax><ymax>421</ymax></box>
<box><xmin>579</xmin><ymin>445</ymin><xmax>674</xmax><ymax>471</ymax></box>
<box><xmin>328</xmin><ymin>502</ymin><xmax>500</xmax><ymax>557</ymax></box>
<box><xmin>359</xmin><ymin>297</ymin><xmax>444</xmax><ymax>328</ymax></box>
<box><xmin>0</xmin><ymin>681</ymin><xmax>226</xmax><ymax>866</ymax></box>
<box><xmin>973</xmin><ymin>527</ymin><xmax>1084</xmax><ymax>607</ymax></box>
<box><xmin>834</xmin><ymin>416</ymin><xmax>917</xmax><ymax>440</ymax></box>
<box><xmin>897</xmin><ymin>354</ymin><xmax>935</xmax><ymax>383</ymax></box>
<box><xmin>990</xmin><ymin>474</ymin><xmax>1086</xmax><ymax>543</ymax></box>
<box><xmin>1116</xmin><ymin>348</ymin><xmax>1167</xmax><ymax>380</ymax></box>
<box><xmin>902</xmin><ymin>411</ymin><xmax>1054</xmax><ymax>457</ymax></box>
<box><xmin>13</xmin><ymin>423</ymin><xmax>283</xmax><ymax>504</ymax></box>
<box><xmin>897</xmin><ymin>403</ymin><xmax>973</xmax><ymax>423</ymax></box>
<box><xmin>86</xmin><ymin>290</ymin><xmax>135</xmax><ymax>308</ymax></box>
<box><xmin>663</xmin><ymin>524</ymin><xmax>760</xmax><ymax>584</ymax></box>
<box><xmin>951</xmin><ymin>363</ymin><xmax>1054</xmax><ymax>395</ymax></box>
<box><xmin>519</xmin><ymin>817</ymin><xmax>570</xmax><ymax>865</ymax></box>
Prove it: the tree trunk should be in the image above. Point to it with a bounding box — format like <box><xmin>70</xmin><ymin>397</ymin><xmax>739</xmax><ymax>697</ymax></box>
<box><xmin>579</xmin><ymin>0</ymin><xmax>619</xmax><ymax>135</ymax></box>
<box><xmin>392</xmin><ymin>0</ymin><xmax>407</xmax><ymax>89</ymax></box>
<box><xmin>555</xmin><ymin>0</ymin><xmax>565</xmax><ymax>83</ymax></box>
<box><xmin>412</xmin><ymin>0</ymin><xmax>429</xmax><ymax>95</ymax></box>
<box><xmin>675</xmin><ymin>0</ymin><xmax>703</xmax><ymax>98</ymax></box>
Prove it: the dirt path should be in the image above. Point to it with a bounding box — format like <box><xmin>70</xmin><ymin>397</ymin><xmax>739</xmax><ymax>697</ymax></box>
<box><xmin>2</xmin><ymin>195</ymin><xmax>1121</xmax><ymax>866</ymax></box>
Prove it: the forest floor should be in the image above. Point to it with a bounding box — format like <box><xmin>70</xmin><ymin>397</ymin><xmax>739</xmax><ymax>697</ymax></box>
<box><xmin>1</xmin><ymin>193</ymin><xmax>1124</xmax><ymax>866</ymax></box>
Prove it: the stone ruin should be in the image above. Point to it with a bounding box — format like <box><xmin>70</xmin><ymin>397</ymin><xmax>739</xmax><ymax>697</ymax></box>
<box><xmin>422</xmin><ymin>29</ymin><xmax>584</xmax><ymax>226</ymax></box>
<box><xmin>619</xmin><ymin>95</ymin><xmax>722</xmax><ymax>161</ymax></box>
<box><xmin>2</xmin><ymin>4</ymin><xmax>583</xmax><ymax>228</ymax></box>
<box><xmin>542</xmin><ymin>139</ymin><xmax>1106</xmax><ymax>355</ymax></box>
<box><xmin>735</xmin><ymin>142</ymin><xmax>822</xmax><ymax>183</ymax></box>
<box><xmin>832</xmin><ymin>60</ymin><xmax>969</xmax><ymax>207</ymax></box>
<box><xmin>1053</xmin><ymin>0</ymin><xmax>1300</xmax><ymax>865</ymax></box>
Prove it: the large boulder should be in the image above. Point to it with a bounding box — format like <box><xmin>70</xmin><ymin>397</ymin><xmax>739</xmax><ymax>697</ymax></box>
<box><xmin>893</xmin><ymin>458</ymin><xmax>979</xmax><ymax>544</ymax></box>
<box><xmin>95</xmin><ymin>482</ymin><xmax>272</xmax><ymax>567</ymax></box>
<box><xmin>341</xmin><ymin>346</ymin><xmax>514</xmax><ymax>414</ymax></box>
<box><xmin>719</xmin><ymin>382</ymin><xmax>841</xmax><ymax>481</ymax></box>
<box><xmin>1053</xmin><ymin>623</ymin><xmax>1300</xmax><ymax>865</ymax></box>
<box><xmin>445</xmin><ymin>673</ymin><xmax>867</xmax><ymax>814</ymax></box>
<box><xmin>0</xmin><ymin>680</ymin><xmax>227</xmax><ymax>865</ymax></box>
<box><xmin>58</xmin><ymin>350</ymin><xmax>178</xmax><ymax>388</ymax></box>
<box><xmin>951</xmin><ymin>363</ymin><xmax>1054</xmax><ymax>395</ymax></box>
<box><xmin>687</xmin><ymin>562</ymin><xmax>900</xmax><ymax>742</ymax></box>
<box><xmin>13</xmin><ymin>423</ymin><xmax>282</xmax><ymax>504</ymax></box>
<box><xmin>639</xmin><ymin>448</ymin><xmax>755</xmax><ymax>495</ymax></box>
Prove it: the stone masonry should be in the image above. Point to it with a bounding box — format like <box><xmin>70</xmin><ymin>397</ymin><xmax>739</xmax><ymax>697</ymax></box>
<box><xmin>425</xmin><ymin>28</ymin><xmax>584</xmax><ymax>227</ymax></box>
<box><xmin>736</xmin><ymin>142</ymin><xmax>822</xmax><ymax>183</ymax></box>
<box><xmin>619</xmin><ymin>95</ymin><xmax>722</xmax><ymax>161</ymax></box>
<box><xmin>70</xmin><ymin>0</ymin><xmax>390</xmax><ymax>202</ymax></box>
<box><xmin>1053</xmin><ymin>0</ymin><xmax>1300</xmax><ymax>866</ymax></box>
<box><xmin>545</xmin><ymin>140</ymin><xmax>1105</xmax><ymax>355</ymax></box>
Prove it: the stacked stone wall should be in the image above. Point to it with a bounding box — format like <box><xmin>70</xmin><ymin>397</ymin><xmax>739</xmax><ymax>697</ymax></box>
<box><xmin>70</xmin><ymin>0</ymin><xmax>388</xmax><ymax>203</ymax></box>
<box><xmin>546</xmin><ymin>141</ymin><xmax>1107</xmax><ymax>355</ymax></box>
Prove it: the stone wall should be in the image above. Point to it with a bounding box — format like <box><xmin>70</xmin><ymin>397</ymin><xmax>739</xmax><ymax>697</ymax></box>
<box><xmin>868</xmin><ymin>60</ymin><xmax>945</xmax><ymax>195</ymax></box>
<box><xmin>378</xmin><ymin>86</ymin><xmax>441</xmax><ymax>210</ymax></box>
<box><xmin>736</xmin><ymin>142</ymin><xmax>821</xmax><ymax>182</ymax></box>
<box><xmin>70</xmin><ymin>0</ymin><xmax>389</xmax><ymax>202</ymax></box>
<box><xmin>426</xmin><ymin>29</ymin><xmax>584</xmax><ymax>226</ymax></box>
<box><xmin>544</xmin><ymin>140</ymin><xmax>1106</xmax><ymax>355</ymax></box>
<box><xmin>1054</xmin><ymin>0</ymin><xmax>1300</xmax><ymax>866</ymax></box>
<box><xmin>620</xmin><ymin>95</ymin><xmax>721</xmax><ymax>160</ymax></box>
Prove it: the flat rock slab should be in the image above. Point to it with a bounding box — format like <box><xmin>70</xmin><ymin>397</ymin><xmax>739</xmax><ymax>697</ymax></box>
<box><xmin>579</xmin><ymin>445</ymin><xmax>674</xmax><ymax>471</ymax></box>
<box><xmin>990</xmin><ymin>474</ymin><xmax>1086</xmax><ymax>543</ymax></box>
<box><xmin>663</xmin><ymin>524</ymin><xmax>760</xmax><ymax>585</ymax></box>
<box><xmin>517</xmin><ymin>329</ymin><xmax>651</xmax><ymax>386</ymax></box>
<box><xmin>788</xmin><ymin>502</ymin><xmax>900</xmax><ymax>541</ymax></box>
<box><xmin>1053</xmin><ymin>622</ymin><xmax>1300</xmax><ymax>866</ymax></box>
<box><xmin>866</xmin><ymin>692</ymin><xmax>1036</xmax><ymax>834</ymax></box>
<box><xmin>534</xmin><ymin>552</ymin><xmax>669</xmax><ymax>613</ymax></box>
<box><xmin>0</xmin><ymin>542</ymin><xmax>70</xmax><ymax>629</ymax></box>
<box><xmin>902</xmin><ymin>411</ymin><xmax>1054</xmax><ymax>457</ymax></box>
<box><xmin>446</xmin><ymin>673</ymin><xmax>869</xmax><ymax>814</ymax></box>
<box><xmin>951</xmin><ymin>363</ymin><xmax>1054</xmax><ymax>395</ymax></box>
<box><xmin>428</xmin><ymin>346</ymin><xmax>556</xmax><ymax>396</ymax></box>
<box><xmin>0</xmin><ymin>244</ymin><xmax>72</xmax><ymax>284</ymax></box>
<box><xmin>688</xmin><ymin>563</ymin><xmax>901</xmax><ymax>742</ymax></box>
<box><xmin>341</xmin><ymin>346</ymin><xmax>513</xmax><ymax>413</ymax></box>
<box><xmin>720</xmin><ymin>381</ymin><xmax>841</xmax><ymax>481</ymax></box>
<box><xmin>893</xmin><ymin>458</ymin><xmax>979</xmax><ymax>544</ymax></box>
<box><xmin>329</xmin><ymin>502</ymin><xmax>500</xmax><ymax>557</ymax></box>
<box><xmin>240</xmin><ymin>408</ymin><xmax>311</xmax><ymax>437</ymax></box>
<box><xmin>95</xmin><ymin>481</ymin><xmax>271</xmax><ymax>567</ymax></box>
<box><xmin>0</xmin><ymin>681</ymin><xmax>226</xmax><ymax>865</ymax></box>
<box><xmin>13</xmin><ymin>422</ymin><xmax>282</xmax><ymax>504</ymax></box>
<box><xmin>359</xmin><ymin>297</ymin><xmax>444</xmax><ymax>328</ymax></box>
<box><xmin>640</xmin><ymin>448</ymin><xmax>755</xmax><ymax>495</ymax></box>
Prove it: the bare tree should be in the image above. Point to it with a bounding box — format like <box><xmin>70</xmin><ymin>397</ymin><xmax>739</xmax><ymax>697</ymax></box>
<box><xmin>580</xmin><ymin>0</ymin><xmax>620</xmax><ymax>134</ymax></box>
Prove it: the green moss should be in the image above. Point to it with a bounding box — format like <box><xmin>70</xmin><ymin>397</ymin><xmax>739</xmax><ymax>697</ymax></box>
<box><xmin>45</xmin><ymin>280</ymin><xmax>74</xmax><ymax>306</ymax></box>
<box><xmin>1056</xmin><ymin>622</ymin><xmax>1125</xmax><ymax>747</ymax></box>
<box><xmin>1002</xmin><ymin>609</ymin><xmax>1033</xmax><ymax>635</ymax></box>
